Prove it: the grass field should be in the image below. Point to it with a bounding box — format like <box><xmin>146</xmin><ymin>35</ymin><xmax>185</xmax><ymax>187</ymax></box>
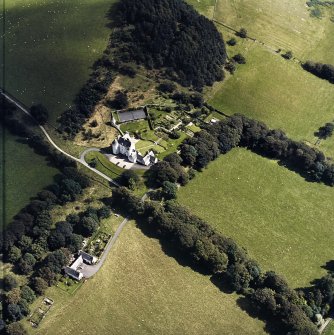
<box><xmin>207</xmin><ymin>34</ymin><xmax>334</xmax><ymax>145</ymax></box>
<box><xmin>178</xmin><ymin>148</ymin><xmax>334</xmax><ymax>288</ymax></box>
<box><xmin>213</xmin><ymin>0</ymin><xmax>334</xmax><ymax>63</ymax></box>
<box><xmin>324</xmin><ymin>321</ymin><xmax>334</xmax><ymax>335</ymax></box>
<box><xmin>2</xmin><ymin>0</ymin><xmax>115</xmax><ymax>124</ymax></box>
<box><xmin>185</xmin><ymin>0</ymin><xmax>334</xmax><ymax>157</ymax></box>
<box><xmin>2</xmin><ymin>130</ymin><xmax>58</xmax><ymax>226</ymax></box>
<box><xmin>27</xmin><ymin>222</ymin><xmax>267</xmax><ymax>335</ymax></box>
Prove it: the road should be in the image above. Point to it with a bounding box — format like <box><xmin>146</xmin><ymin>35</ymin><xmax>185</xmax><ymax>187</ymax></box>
<box><xmin>81</xmin><ymin>192</ymin><xmax>148</xmax><ymax>278</ymax></box>
<box><xmin>1</xmin><ymin>90</ymin><xmax>119</xmax><ymax>187</ymax></box>
<box><xmin>81</xmin><ymin>216</ymin><xmax>129</xmax><ymax>278</ymax></box>
<box><xmin>2</xmin><ymin>90</ymin><xmax>129</xmax><ymax>277</ymax></box>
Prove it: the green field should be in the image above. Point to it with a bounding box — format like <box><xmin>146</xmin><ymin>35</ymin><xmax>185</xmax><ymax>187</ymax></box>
<box><xmin>2</xmin><ymin>130</ymin><xmax>58</xmax><ymax>226</ymax></box>
<box><xmin>85</xmin><ymin>151</ymin><xmax>124</xmax><ymax>179</ymax></box>
<box><xmin>208</xmin><ymin>38</ymin><xmax>334</xmax><ymax>145</ymax></box>
<box><xmin>27</xmin><ymin>222</ymin><xmax>267</xmax><ymax>335</ymax></box>
<box><xmin>186</xmin><ymin>0</ymin><xmax>334</xmax><ymax>157</ymax></box>
<box><xmin>214</xmin><ymin>0</ymin><xmax>334</xmax><ymax>62</ymax></box>
<box><xmin>178</xmin><ymin>148</ymin><xmax>334</xmax><ymax>288</ymax></box>
<box><xmin>2</xmin><ymin>0</ymin><xmax>115</xmax><ymax>124</ymax></box>
<box><xmin>324</xmin><ymin>321</ymin><xmax>334</xmax><ymax>335</ymax></box>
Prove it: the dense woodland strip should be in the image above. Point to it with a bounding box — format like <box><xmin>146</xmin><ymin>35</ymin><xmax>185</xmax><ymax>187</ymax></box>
<box><xmin>147</xmin><ymin>114</ymin><xmax>334</xmax><ymax>188</ymax></box>
<box><xmin>111</xmin><ymin>187</ymin><xmax>331</xmax><ymax>335</ymax></box>
<box><xmin>302</xmin><ymin>61</ymin><xmax>334</xmax><ymax>84</ymax></box>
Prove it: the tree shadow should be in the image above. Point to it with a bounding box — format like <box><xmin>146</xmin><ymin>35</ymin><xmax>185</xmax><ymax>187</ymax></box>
<box><xmin>236</xmin><ymin>296</ymin><xmax>284</xmax><ymax>335</ymax></box>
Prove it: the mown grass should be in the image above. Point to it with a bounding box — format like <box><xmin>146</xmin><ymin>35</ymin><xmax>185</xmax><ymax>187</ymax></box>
<box><xmin>85</xmin><ymin>151</ymin><xmax>124</xmax><ymax>179</ymax></box>
<box><xmin>178</xmin><ymin>148</ymin><xmax>334</xmax><ymax>288</ymax></box>
<box><xmin>1</xmin><ymin>130</ymin><xmax>58</xmax><ymax>226</ymax></box>
<box><xmin>2</xmin><ymin>0</ymin><xmax>115</xmax><ymax>124</ymax></box>
<box><xmin>27</xmin><ymin>222</ymin><xmax>267</xmax><ymax>335</ymax></box>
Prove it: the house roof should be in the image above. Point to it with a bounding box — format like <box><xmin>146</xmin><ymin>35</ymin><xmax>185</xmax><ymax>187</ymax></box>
<box><xmin>64</xmin><ymin>266</ymin><xmax>82</xmax><ymax>280</ymax></box>
<box><xmin>118</xmin><ymin>137</ymin><xmax>132</xmax><ymax>148</ymax></box>
<box><xmin>79</xmin><ymin>251</ymin><xmax>96</xmax><ymax>263</ymax></box>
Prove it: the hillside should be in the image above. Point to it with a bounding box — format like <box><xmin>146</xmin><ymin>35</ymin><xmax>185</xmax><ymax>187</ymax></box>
<box><xmin>110</xmin><ymin>0</ymin><xmax>227</xmax><ymax>89</ymax></box>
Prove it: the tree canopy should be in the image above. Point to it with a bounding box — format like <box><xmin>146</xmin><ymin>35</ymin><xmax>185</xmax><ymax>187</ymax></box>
<box><xmin>111</xmin><ymin>0</ymin><xmax>227</xmax><ymax>89</ymax></box>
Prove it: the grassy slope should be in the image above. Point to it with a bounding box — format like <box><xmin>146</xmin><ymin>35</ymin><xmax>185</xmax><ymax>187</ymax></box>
<box><xmin>187</xmin><ymin>0</ymin><xmax>334</xmax><ymax>157</ymax></box>
<box><xmin>3</xmin><ymin>0</ymin><xmax>114</xmax><ymax>124</ymax></box>
<box><xmin>1</xmin><ymin>130</ymin><xmax>58</xmax><ymax>226</ymax></box>
<box><xmin>208</xmin><ymin>38</ymin><xmax>334</xmax><ymax>143</ymax></box>
<box><xmin>215</xmin><ymin>0</ymin><xmax>334</xmax><ymax>62</ymax></box>
<box><xmin>28</xmin><ymin>222</ymin><xmax>267</xmax><ymax>335</ymax></box>
<box><xmin>1</xmin><ymin>0</ymin><xmax>114</xmax><ymax>226</ymax></box>
<box><xmin>178</xmin><ymin>148</ymin><xmax>334</xmax><ymax>288</ymax></box>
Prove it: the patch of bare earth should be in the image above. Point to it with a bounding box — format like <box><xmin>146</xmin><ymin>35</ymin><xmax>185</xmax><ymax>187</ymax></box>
<box><xmin>74</xmin><ymin>104</ymin><xmax>117</xmax><ymax>149</ymax></box>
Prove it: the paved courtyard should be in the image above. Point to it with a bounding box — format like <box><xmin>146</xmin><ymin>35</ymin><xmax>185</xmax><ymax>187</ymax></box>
<box><xmin>104</xmin><ymin>153</ymin><xmax>149</xmax><ymax>170</ymax></box>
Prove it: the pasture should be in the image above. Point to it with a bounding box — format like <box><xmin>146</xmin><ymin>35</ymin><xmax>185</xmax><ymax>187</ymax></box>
<box><xmin>213</xmin><ymin>0</ymin><xmax>334</xmax><ymax>63</ymax></box>
<box><xmin>2</xmin><ymin>130</ymin><xmax>58</xmax><ymax>226</ymax></box>
<box><xmin>2</xmin><ymin>0</ymin><xmax>115</xmax><ymax>124</ymax></box>
<box><xmin>28</xmin><ymin>222</ymin><xmax>267</xmax><ymax>335</ymax></box>
<box><xmin>205</xmin><ymin>29</ymin><xmax>334</xmax><ymax>158</ymax></box>
<box><xmin>178</xmin><ymin>148</ymin><xmax>334</xmax><ymax>288</ymax></box>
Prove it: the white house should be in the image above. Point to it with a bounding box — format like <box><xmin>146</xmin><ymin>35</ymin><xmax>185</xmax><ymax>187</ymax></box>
<box><xmin>112</xmin><ymin>132</ymin><xmax>158</xmax><ymax>166</ymax></box>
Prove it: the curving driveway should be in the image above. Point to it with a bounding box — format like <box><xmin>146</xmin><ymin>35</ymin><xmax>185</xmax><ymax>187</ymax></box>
<box><xmin>80</xmin><ymin>217</ymin><xmax>129</xmax><ymax>278</ymax></box>
<box><xmin>2</xmin><ymin>90</ymin><xmax>149</xmax><ymax>278</ymax></box>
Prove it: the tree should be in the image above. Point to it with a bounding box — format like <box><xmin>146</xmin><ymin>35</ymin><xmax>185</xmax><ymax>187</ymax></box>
<box><xmin>81</xmin><ymin>216</ymin><xmax>99</xmax><ymax>237</ymax></box>
<box><xmin>3</xmin><ymin>274</ymin><xmax>18</xmax><ymax>291</ymax></box>
<box><xmin>20</xmin><ymin>286</ymin><xmax>36</xmax><ymax>304</ymax></box>
<box><xmin>161</xmin><ymin>181</ymin><xmax>178</xmax><ymax>200</ymax></box>
<box><xmin>157</xmin><ymin>81</ymin><xmax>176</xmax><ymax>93</ymax></box>
<box><xmin>67</xmin><ymin>234</ymin><xmax>84</xmax><ymax>253</ymax></box>
<box><xmin>315</xmin><ymin>123</ymin><xmax>334</xmax><ymax>139</ymax></box>
<box><xmin>8</xmin><ymin>246</ymin><xmax>22</xmax><ymax>263</ymax></box>
<box><xmin>30</xmin><ymin>104</ymin><xmax>49</xmax><ymax>125</ymax></box>
<box><xmin>18</xmin><ymin>253</ymin><xmax>36</xmax><ymax>274</ymax></box>
<box><xmin>5</xmin><ymin>322</ymin><xmax>28</xmax><ymax>335</ymax></box>
<box><xmin>227</xmin><ymin>38</ymin><xmax>237</xmax><ymax>46</ymax></box>
<box><xmin>17</xmin><ymin>235</ymin><xmax>33</xmax><ymax>253</ymax></box>
<box><xmin>237</xmin><ymin>28</ymin><xmax>247</xmax><ymax>38</ymax></box>
<box><xmin>251</xmin><ymin>288</ymin><xmax>277</xmax><ymax>312</ymax></box>
<box><xmin>6</xmin><ymin>304</ymin><xmax>24</xmax><ymax>322</ymax></box>
<box><xmin>109</xmin><ymin>91</ymin><xmax>128</xmax><ymax>110</ymax></box>
<box><xmin>232</xmin><ymin>54</ymin><xmax>246</xmax><ymax>64</ymax></box>
<box><xmin>31</xmin><ymin>277</ymin><xmax>48</xmax><ymax>295</ymax></box>
<box><xmin>225</xmin><ymin>61</ymin><xmax>236</xmax><ymax>74</ymax></box>
<box><xmin>120</xmin><ymin>170</ymin><xmax>140</xmax><ymax>190</ymax></box>
<box><xmin>97</xmin><ymin>206</ymin><xmax>111</xmax><ymax>219</ymax></box>
<box><xmin>6</xmin><ymin>288</ymin><xmax>21</xmax><ymax>304</ymax></box>
<box><xmin>282</xmin><ymin>50</ymin><xmax>293</xmax><ymax>60</ymax></box>
<box><xmin>149</xmin><ymin>161</ymin><xmax>179</xmax><ymax>186</ymax></box>
<box><xmin>59</xmin><ymin>178</ymin><xmax>82</xmax><ymax>202</ymax></box>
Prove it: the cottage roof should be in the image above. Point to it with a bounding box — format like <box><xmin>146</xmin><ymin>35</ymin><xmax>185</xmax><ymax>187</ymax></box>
<box><xmin>79</xmin><ymin>251</ymin><xmax>95</xmax><ymax>263</ymax></box>
<box><xmin>64</xmin><ymin>267</ymin><xmax>82</xmax><ymax>280</ymax></box>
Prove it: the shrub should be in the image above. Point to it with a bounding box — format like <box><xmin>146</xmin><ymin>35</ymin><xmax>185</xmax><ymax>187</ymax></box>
<box><xmin>237</xmin><ymin>28</ymin><xmax>247</xmax><ymax>38</ymax></box>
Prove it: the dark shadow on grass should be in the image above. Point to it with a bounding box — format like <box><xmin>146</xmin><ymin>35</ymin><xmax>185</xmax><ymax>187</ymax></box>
<box><xmin>236</xmin><ymin>296</ymin><xmax>284</xmax><ymax>335</ymax></box>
